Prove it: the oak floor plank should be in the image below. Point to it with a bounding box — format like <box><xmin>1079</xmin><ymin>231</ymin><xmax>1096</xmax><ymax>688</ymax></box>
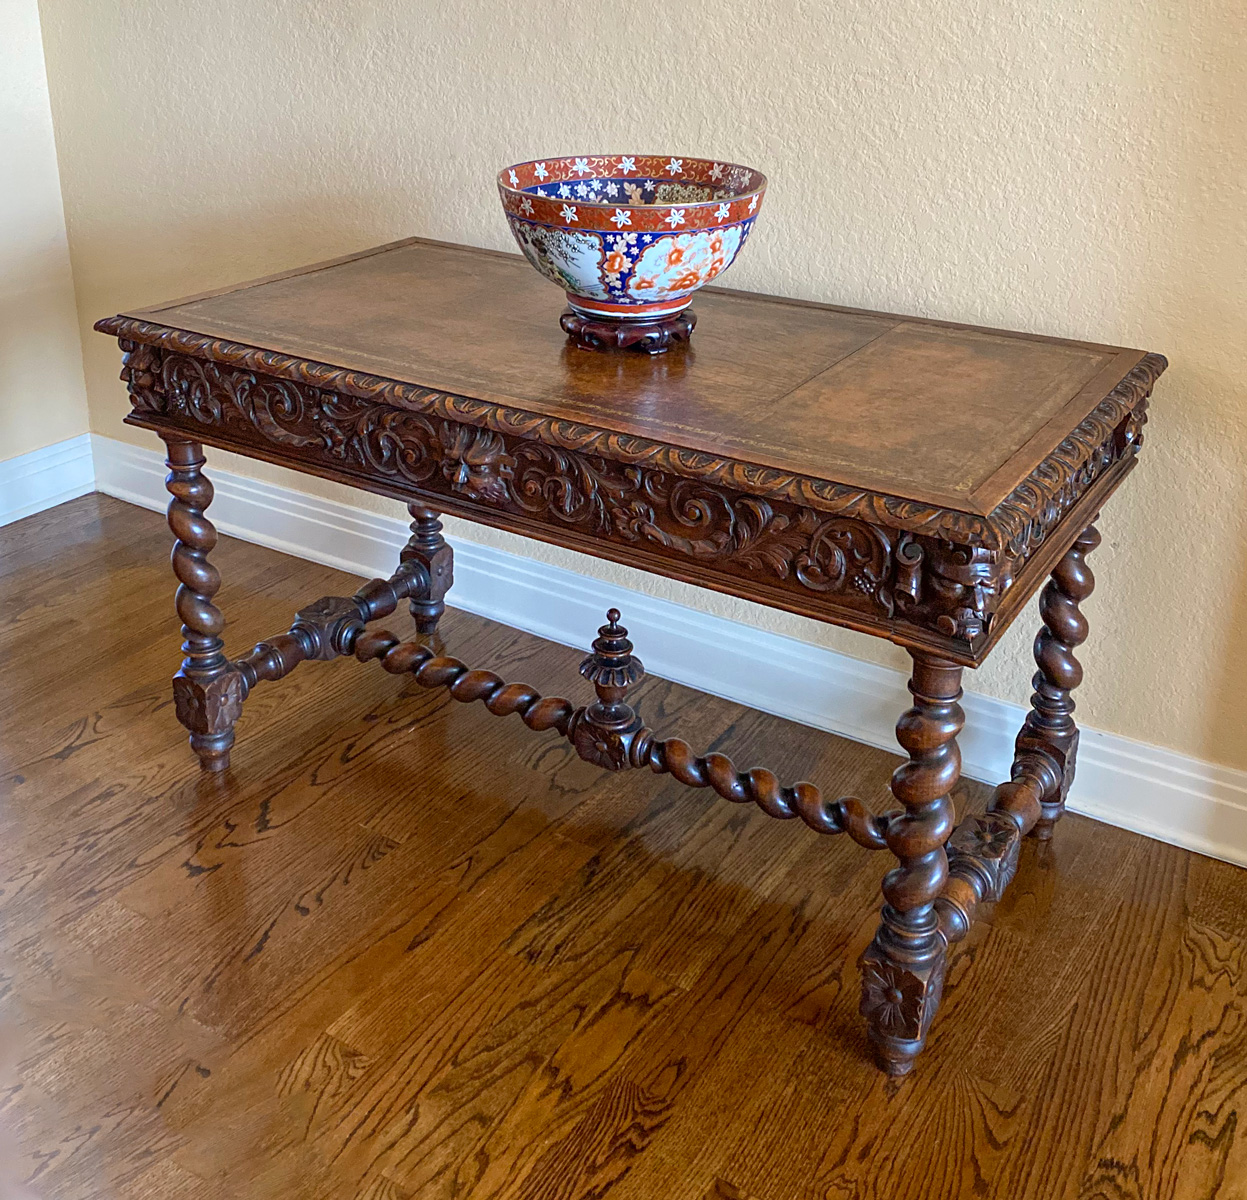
<box><xmin>3</xmin><ymin>494</ymin><xmax>1246</xmax><ymax>1199</ymax></box>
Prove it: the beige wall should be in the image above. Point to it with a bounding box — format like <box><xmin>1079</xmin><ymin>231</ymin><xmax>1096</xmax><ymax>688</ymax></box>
<box><xmin>1</xmin><ymin>0</ymin><xmax>88</xmax><ymax>462</ymax></box>
<box><xmin>37</xmin><ymin>0</ymin><xmax>1247</xmax><ymax>769</ymax></box>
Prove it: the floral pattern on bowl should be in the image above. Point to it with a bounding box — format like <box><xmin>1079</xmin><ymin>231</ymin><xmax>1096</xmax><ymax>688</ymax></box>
<box><xmin>498</xmin><ymin>154</ymin><xmax>766</xmax><ymax>323</ymax></box>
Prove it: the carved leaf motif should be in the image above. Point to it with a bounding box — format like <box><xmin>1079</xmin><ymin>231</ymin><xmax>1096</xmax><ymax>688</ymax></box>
<box><xmin>726</xmin><ymin>499</ymin><xmax>808</xmax><ymax>578</ymax></box>
<box><xmin>103</xmin><ymin>320</ymin><xmax>1163</xmax><ymax>556</ymax></box>
<box><xmin>234</xmin><ymin>375</ymin><xmax>325</xmax><ymax>448</ymax></box>
<box><xmin>511</xmin><ymin>444</ymin><xmax>625</xmax><ymax>533</ymax></box>
<box><xmin>112</xmin><ymin>335</ymin><xmax>1160</xmax><ymax>647</ymax></box>
<box><xmin>794</xmin><ymin>518</ymin><xmax>891</xmax><ymax>605</ymax></box>
<box><xmin>163</xmin><ymin>357</ymin><xmax>223</xmax><ymax>425</ymax></box>
<box><xmin>893</xmin><ymin>536</ymin><xmax>924</xmax><ymax>604</ymax></box>
<box><xmin>345</xmin><ymin>406</ymin><xmax>439</xmax><ymax>484</ymax></box>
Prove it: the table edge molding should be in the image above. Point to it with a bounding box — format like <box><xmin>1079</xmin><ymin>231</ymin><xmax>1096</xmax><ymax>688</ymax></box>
<box><xmin>94</xmin><ymin>315</ymin><xmax>1166</xmax><ymax>551</ymax></box>
<box><xmin>95</xmin><ymin>315</ymin><xmax>1165</xmax><ymax>660</ymax></box>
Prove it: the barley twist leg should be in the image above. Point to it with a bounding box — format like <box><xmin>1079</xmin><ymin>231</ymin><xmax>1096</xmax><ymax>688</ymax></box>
<box><xmin>859</xmin><ymin>653</ymin><xmax>962</xmax><ymax>1076</ymax></box>
<box><xmin>1020</xmin><ymin>521</ymin><xmax>1100</xmax><ymax>839</ymax></box>
<box><xmin>162</xmin><ymin>438</ymin><xmax>242</xmax><ymax>771</ymax></box>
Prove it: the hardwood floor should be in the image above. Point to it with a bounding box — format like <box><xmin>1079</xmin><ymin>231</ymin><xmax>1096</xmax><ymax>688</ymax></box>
<box><xmin>2</xmin><ymin>494</ymin><xmax>1245</xmax><ymax>1200</ymax></box>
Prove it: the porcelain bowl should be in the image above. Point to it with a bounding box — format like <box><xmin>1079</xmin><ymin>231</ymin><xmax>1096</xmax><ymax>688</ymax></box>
<box><xmin>497</xmin><ymin>154</ymin><xmax>766</xmax><ymax>324</ymax></box>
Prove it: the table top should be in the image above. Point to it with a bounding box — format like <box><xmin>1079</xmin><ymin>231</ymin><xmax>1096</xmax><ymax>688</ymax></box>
<box><xmin>117</xmin><ymin>237</ymin><xmax>1148</xmax><ymax>518</ymax></box>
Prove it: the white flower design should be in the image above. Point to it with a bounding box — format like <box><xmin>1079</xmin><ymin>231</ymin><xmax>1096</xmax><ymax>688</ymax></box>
<box><xmin>572</xmin><ymin>157</ymin><xmax>591</xmax><ymax>175</ymax></box>
<box><xmin>715</xmin><ymin>203</ymin><xmax>731</xmax><ymax>220</ymax></box>
<box><xmin>610</xmin><ymin>208</ymin><xmax>632</xmax><ymax>228</ymax></box>
<box><xmin>664</xmin><ymin>209</ymin><xmax>686</xmax><ymax>228</ymax></box>
<box><xmin>534</xmin><ymin>162</ymin><xmax>548</xmax><ymax>180</ymax></box>
<box><xmin>666</xmin><ymin>157</ymin><xmax>683</xmax><ymax>175</ymax></box>
<box><xmin>519</xmin><ymin>196</ymin><xmax>533</xmax><ymax>215</ymax></box>
<box><xmin>618</xmin><ymin>156</ymin><xmax>637</xmax><ymax>173</ymax></box>
<box><xmin>748</xmin><ymin>194</ymin><xmax>759</xmax><ymax>212</ymax></box>
<box><xmin>605</xmin><ymin>181</ymin><xmax>619</xmax><ymax>197</ymax></box>
<box><xmin>709</xmin><ymin>162</ymin><xmax>724</xmax><ymax>180</ymax></box>
<box><xmin>556</xmin><ymin>183</ymin><xmax>570</xmax><ymax>198</ymax></box>
<box><xmin>575</xmin><ymin>182</ymin><xmax>589</xmax><ymax>198</ymax></box>
<box><xmin>508</xmin><ymin>169</ymin><xmax>519</xmax><ymax>186</ymax></box>
<box><xmin>560</xmin><ymin>204</ymin><xmax>578</xmax><ymax>223</ymax></box>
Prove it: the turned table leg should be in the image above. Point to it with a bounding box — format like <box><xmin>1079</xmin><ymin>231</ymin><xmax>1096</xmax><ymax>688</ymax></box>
<box><xmin>1018</xmin><ymin>521</ymin><xmax>1100</xmax><ymax>839</ymax></box>
<box><xmin>859</xmin><ymin>652</ymin><xmax>962</xmax><ymax>1076</ymax></box>
<box><xmin>401</xmin><ymin>505</ymin><xmax>453</xmax><ymax>635</ymax></box>
<box><xmin>162</xmin><ymin>438</ymin><xmax>242</xmax><ymax>771</ymax></box>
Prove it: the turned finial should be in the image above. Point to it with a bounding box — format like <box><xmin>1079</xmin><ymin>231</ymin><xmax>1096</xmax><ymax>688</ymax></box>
<box><xmin>570</xmin><ymin>608</ymin><xmax>649</xmax><ymax>772</ymax></box>
<box><xmin>579</xmin><ymin>608</ymin><xmax>644</xmax><ymax>708</ymax></box>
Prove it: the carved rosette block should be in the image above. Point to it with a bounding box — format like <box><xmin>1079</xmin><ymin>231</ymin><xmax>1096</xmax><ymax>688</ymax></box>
<box><xmin>171</xmin><ymin>669</ymin><xmax>244</xmax><ymax>769</ymax></box>
<box><xmin>936</xmin><ymin>810</ymin><xmax>1023</xmax><ymax>944</ymax></box>
<box><xmin>948</xmin><ymin>811</ymin><xmax>1022</xmax><ymax>898</ymax></box>
<box><xmin>292</xmin><ymin>595</ymin><xmax>368</xmax><ymax>660</ymax></box>
<box><xmin>401</xmin><ymin>505</ymin><xmax>454</xmax><ymax>634</ymax></box>
<box><xmin>859</xmin><ymin>935</ymin><xmax>947</xmax><ymax>1053</ymax></box>
<box><xmin>570</xmin><ymin>718</ymin><xmax>635</xmax><ymax>772</ymax></box>
<box><xmin>1019</xmin><ymin>522</ymin><xmax>1100</xmax><ymax>839</ymax></box>
<box><xmin>560</xmin><ymin>308</ymin><xmax>695</xmax><ymax>355</ymax></box>
<box><xmin>162</xmin><ymin>438</ymin><xmax>243</xmax><ymax>771</ymax></box>
<box><xmin>859</xmin><ymin>654</ymin><xmax>962</xmax><ymax>1075</ymax></box>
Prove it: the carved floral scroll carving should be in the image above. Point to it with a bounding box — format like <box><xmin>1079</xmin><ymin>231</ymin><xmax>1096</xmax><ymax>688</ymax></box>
<box><xmin>106</xmin><ymin>321</ymin><xmax>1165</xmax><ymax>543</ymax></box>
<box><xmin>108</xmin><ymin>328</ymin><xmax>1163</xmax><ymax>649</ymax></box>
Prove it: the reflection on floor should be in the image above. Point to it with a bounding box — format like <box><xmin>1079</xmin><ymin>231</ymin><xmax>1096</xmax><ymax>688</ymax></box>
<box><xmin>3</xmin><ymin>494</ymin><xmax>1245</xmax><ymax>1200</ymax></box>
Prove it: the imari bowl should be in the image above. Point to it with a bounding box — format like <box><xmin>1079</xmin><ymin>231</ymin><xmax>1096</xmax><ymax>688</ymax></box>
<box><xmin>498</xmin><ymin>154</ymin><xmax>767</xmax><ymax>352</ymax></box>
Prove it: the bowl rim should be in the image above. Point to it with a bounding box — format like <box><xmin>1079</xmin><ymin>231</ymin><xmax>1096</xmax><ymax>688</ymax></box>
<box><xmin>496</xmin><ymin>153</ymin><xmax>767</xmax><ymax>213</ymax></box>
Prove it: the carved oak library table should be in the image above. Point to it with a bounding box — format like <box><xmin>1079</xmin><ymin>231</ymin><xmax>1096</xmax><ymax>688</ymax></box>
<box><xmin>97</xmin><ymin>238</ymin><xmax>1166</xmax><ymax>1076</ymax></box>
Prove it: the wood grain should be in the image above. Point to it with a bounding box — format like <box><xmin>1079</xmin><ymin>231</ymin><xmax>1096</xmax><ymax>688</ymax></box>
<box><xmin>96</xmin><ymin>238</ymin><xmax>1165</xmax><ymax>666</ymax></box>
<box><xmin>3</xmin><ymin>494</ymin><xmax>1244</xmax><ymax>1199</ymax></box>
<box><xmin>111</xmin><ymin>237</ymin><xmax>1143</xmax><ymax>515</ymax></box>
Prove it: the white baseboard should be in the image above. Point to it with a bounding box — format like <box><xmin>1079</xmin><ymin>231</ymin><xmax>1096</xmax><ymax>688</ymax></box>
<box><xmin>0</xmin><ymin>433</ymin><xmax>95</xmax><ymax>527</ymax></box>
<box><xmin>90</xmin><ymin>433</ymin><xmax>1247</xmax><ymax>868</ymax></box>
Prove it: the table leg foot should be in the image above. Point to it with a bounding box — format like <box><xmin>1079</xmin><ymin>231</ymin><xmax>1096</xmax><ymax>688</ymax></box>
<box><xmin>402</xmin><ymin>505</ymin><xmax>453</xmax><ymax>635</ymax></box>
<box><xmin>183</xmin><ymin>725</ymin><xmax>235</xmax><ymax>773</ymax></box>
<box><xmin>859</xmin><ymin>652</ymin><xmax>961</xmax><ymax>1076</ymax></box>
<box><xmin>162</xmin><ymin>438</ymin><xmax>243</xmax><ymax>772</ymax></box>
<box><xmin>860</xmin><ymin>912</ymin><xmax>948</xmax><ymax>1076</ymax></box>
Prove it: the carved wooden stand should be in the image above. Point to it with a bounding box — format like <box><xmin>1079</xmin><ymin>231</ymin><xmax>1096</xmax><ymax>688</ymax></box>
<box><xmin>560</xmin><ymin>308</ymin><xmax>696</xmax><ymax>354</ymax></box>
<box><xmin>160</xmin><ymin>438</ymin><xmax>1101</xmax><ymax>1075</ymax></box>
